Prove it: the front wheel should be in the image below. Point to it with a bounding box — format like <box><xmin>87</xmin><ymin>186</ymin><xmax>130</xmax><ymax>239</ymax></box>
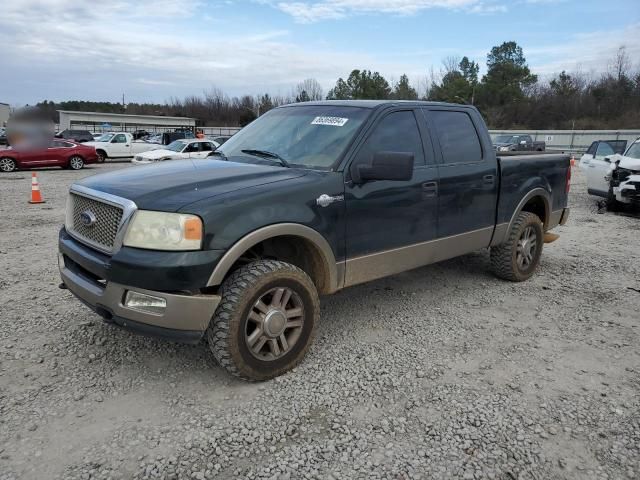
<box><xmin>207</xmin><ymin>260</ymin><xmax>319</xmax><ymax>381</ymax></box>
<box><xmin>96</xmin><ymin>151</ymin><xmax>106</xmax><ymax>163</ymax></box>
<box><xmin>0</xmin><ymin>157</ymin><xmax>17</xmax><ymax>172</ymax></box>
<box><xmin>69</xmin><ymin>156</ymin><xmax>84</xmax><ymax>170</ymax></box>
<box><xmin>490</xmin><ymin>212</ymin><xmax>543</xmax><ymax>282</ymax></box>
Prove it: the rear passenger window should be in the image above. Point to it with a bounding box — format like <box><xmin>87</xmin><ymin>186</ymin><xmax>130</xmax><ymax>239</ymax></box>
<box><xmin>430</xmin><ymin>110</ymin><xmax>482</xmax><ymax>164</ymax></box>
<box><xmin>355</xmin><ymin>110</ymin><xmax>425</xmax><ymax>167</ymax></box>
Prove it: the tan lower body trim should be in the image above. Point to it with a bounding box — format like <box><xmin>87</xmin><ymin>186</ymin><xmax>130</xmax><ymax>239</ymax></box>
<box><xmin>344</xmin><ymin>226</ymin><xmax>494</xmax><ymax>287</ymax></box>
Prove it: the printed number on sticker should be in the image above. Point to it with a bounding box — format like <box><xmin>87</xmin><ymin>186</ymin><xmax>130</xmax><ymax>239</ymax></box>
<box><xmin>311</xmin><ymin>116</ymin><xmax>349</xmax><ymax>127</ymax></box>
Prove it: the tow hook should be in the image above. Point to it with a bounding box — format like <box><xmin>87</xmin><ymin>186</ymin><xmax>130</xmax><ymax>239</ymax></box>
<box><xmin>58</xmin><ymin>282</ymin><xmax>68</xmax><ymax>290</ymax></box>
<box><xmin>544</xmin><ymin>232</ymin><xmax>560</xmax><ymax>243</ymax></box>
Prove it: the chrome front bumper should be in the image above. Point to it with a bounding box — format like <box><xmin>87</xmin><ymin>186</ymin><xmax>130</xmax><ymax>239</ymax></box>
<box><xmin>59</xmin><ymin>253</ymin><xmax>220</xmax><ymax>343</ymax></box>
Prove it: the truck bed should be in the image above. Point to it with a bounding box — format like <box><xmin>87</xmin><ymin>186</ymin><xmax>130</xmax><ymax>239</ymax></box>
<box><xmin>496</xmin><ymin>153</ymin><xmax>571</xmax><ymax>229</ymax></box>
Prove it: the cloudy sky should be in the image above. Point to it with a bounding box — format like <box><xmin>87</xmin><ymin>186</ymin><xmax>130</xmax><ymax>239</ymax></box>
<box><xmin>1</xmin><ymin>0</ymin><xmax>638</xmax><ymax>105</ymax></box>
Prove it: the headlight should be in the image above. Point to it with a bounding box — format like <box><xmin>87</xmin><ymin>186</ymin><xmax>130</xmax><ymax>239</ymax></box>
<box><xmin>499</xmin><ymin>146</ymin><xmax>510</xmax><ymax>152</ymax></box>
<box><xmin>123</xmin><ymin>210</ymin><xmax>203</xmax><ymax>251</ymax></box>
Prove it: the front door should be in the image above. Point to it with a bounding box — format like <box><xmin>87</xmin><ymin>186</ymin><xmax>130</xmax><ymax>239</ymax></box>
<box><xmin>110</xmin><ymin>134</ymin><xmax>129</xmax><ymax>157</ymax></box>
<box><xmin>344</xmin><ymin>109</ymin><xmax>439</xmax><ymax>286</ymax></box>
<box><xmin>585</xmin><ymin>141</ymin><xmax>616</xmax><ymax>195</ymax></box>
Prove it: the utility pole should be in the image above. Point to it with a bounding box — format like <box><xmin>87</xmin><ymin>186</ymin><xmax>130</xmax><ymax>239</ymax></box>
<box><xmin>122</xmin><ymin>93</ymin><xmax>126</xmax><ymax>112</ymax></box>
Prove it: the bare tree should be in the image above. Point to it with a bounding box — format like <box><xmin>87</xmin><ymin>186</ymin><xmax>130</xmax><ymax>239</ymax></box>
<box><xmin>295</xmin><ymin>78</ymin><xmax>324</xmax><ymax>101</ymax></box>
<box><xmin>610</xmin><ymin>46</ymin><xmax>631</xmax><ymax>81</ymax></box>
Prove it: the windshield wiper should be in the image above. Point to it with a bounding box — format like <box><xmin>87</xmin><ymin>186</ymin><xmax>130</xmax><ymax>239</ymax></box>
<box><xmin>208</xmin><ymin>150</ymin><xmax>227</xmax><ymax>160</ymax></box>
<box><xmin>241</xmin><ymin>149</ymin><xmax>290</xmax><ymax>168</ymax></box>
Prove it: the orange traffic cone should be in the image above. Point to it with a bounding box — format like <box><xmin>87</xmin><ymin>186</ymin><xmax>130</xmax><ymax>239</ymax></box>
<box><xmin>29</xmin><ymin>172</ymin><xmax>45</xmax><ymax>204</ymax></box>
<box><xmin>570</xmin><ymin>155</ymin><xmax>576</xmax><ymax>167</ymax></box>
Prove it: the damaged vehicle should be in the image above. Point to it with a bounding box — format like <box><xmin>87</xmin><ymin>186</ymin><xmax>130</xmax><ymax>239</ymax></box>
<box><xmin>605</xmin><ymin>139</ymin><xmax>640</xmax><ymax>207</ymax></box>
<box><xmin>581</xmin><ymin>137</ymin><xmax>640</xmax><ymax>208</ymax></box>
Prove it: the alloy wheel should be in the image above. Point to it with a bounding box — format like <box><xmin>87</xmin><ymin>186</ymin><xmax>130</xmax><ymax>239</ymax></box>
<box><xmin>516</xmin><ymin>226</ymin><xmax>537</xmax><ymax>270</ymax></box>
<box><xmin>0</xmin><ymin>158</ymin><xmax>16</xmax><ymax>172</ymax></box>
<box><xmin>245</xmin><ymin>287</ymin><xmax>304</xmax><ymax>361</ymax></box>
<box><xmin>70</xmin><ymin>156</ymin><xmax>84</xmax><ymax>170</ymax></box>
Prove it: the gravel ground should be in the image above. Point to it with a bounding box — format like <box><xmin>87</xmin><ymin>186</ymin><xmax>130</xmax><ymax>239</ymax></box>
<box><xmin>0</xmin><ymin>164</ymin><xmax>638</xmax><ymax>480</ymax></box>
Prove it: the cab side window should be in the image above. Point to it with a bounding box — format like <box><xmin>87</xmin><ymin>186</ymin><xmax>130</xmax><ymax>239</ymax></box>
<box><xmin>586</xmin><ymin>142</ymin><xmax>597</xmax><ymax>156</ymax></box>
<box><xmin>185</xmin><ymin>143</ymin><xmax>200</xmax><ymax>153</ymax></box>
<box><xmin>431</xmin><ymin>110</ymin><xmax>483</xmax><ymax>164</ymax></box>
<box><xmin>354</xmin><ymin>111</ymin><xmax>425</xmax><ymax>167</ymax></box>
<box><xmin>112</xmin><ymin>134</ymin><xmax>127</xmax><ymax>143</ymax></box>
<box><xmin>595</xmin><ymin>142</ymin><xmax>615</xmax><ymax>157</ymax></box>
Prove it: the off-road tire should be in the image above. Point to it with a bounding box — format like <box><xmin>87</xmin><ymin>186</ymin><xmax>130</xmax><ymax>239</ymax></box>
<box><xmin>490</xmin><ymin>211</ymin><xmax>543</xmax><ymax>282</ymax></box>
<box><xmin>207</xmin><ymin>260</ymin><xmax>319</xmax><ymax>381</ymax></box>
<box><xmin>0</xmin><ymin>157</ymin><xmax>16</xmax><ymax>172</ymax></box>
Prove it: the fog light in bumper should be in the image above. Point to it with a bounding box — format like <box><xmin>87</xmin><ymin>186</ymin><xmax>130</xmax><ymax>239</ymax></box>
<box><xmin>124</xmin><ymin>291</ymin><xmax>167</xmax><ymax>315</ymax></box>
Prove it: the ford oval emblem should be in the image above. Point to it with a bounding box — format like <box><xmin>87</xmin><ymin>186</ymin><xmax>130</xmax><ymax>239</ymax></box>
<box><xmin>80</xmin><ymin>210</ymin><xmax>97</xmax><ymax>227</ymax></box>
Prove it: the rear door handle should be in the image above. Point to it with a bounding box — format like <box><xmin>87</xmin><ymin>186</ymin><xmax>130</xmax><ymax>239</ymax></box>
<box><xmin>422</xmin><ymin>181</ymin><xmax>438</xmax><ymax>197</ymax></box>
<box><xmin>483</xmin><ymin>174</ymin><xmax>495</xmax><ymax>186</ymax></box>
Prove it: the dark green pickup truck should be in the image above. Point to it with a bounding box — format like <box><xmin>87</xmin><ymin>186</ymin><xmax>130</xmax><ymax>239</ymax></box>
<box><xmin>59</xmin><ymin>100</ymin><xmax>570</xmax><ymax>380</ymax></box>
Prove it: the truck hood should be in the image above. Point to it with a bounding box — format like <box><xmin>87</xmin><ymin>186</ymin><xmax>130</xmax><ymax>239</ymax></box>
<box><xmin>493</xmin><ymin>142</ymin><xmax>515</xmax><ymax>147</ymax></box>
<box><xmin>618</xmin><ymin>155</ymin><xmax>640</xmax><ymax>171</ymax></box>
<box><xmin>84</xmin><ymin>141</ymin><xmax>108</xmax><ymax>148</ymax></box>
<box><xmin>76</xmin><ymin>159</ymin><xmax>307</xmax><ymax>211</ymax></box>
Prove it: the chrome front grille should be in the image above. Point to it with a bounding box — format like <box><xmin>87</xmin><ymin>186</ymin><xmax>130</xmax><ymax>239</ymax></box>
<box><xmin>68</xmin><ymin>193</ymin><xmax>124</xmax><ymax>253</ymax></box>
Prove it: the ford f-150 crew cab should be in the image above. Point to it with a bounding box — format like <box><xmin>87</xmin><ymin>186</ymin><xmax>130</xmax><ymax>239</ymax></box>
<box><xmin>58</xmin><ymin>100</ymin><xmax>571</xmax><ymax>380</ymax></box>
<box><xmin>85</xmin><ymin>132</ymin><xmax>155</xmax><ymax>162</ymax></box>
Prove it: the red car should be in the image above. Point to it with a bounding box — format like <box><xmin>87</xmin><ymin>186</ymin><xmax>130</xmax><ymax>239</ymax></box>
<box><xmin>0</xmin><ymin>140</ymin><xmax>99</xmax><ymax>172</ymax></box>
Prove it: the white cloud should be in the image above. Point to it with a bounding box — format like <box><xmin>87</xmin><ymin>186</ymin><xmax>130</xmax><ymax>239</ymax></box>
<box><xmin>267</xmin><ymin>0</ymin><xmax>501</xmax><ymax>23</ymax></box>
<box><xmin>0</xmin><ymin>0</ymin><xmax>423</xmax><ymax>103</ymax></box>
<box><xmin>526</xmin><ymin>22</ymin><xmax>640</xmax><ymax>76</ymax></box>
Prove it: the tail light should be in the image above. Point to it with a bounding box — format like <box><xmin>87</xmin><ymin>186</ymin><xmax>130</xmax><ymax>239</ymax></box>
<box><xmin>566</xmin><ymin>166</ymin><xmax>571</xmax><ymax>193</ymax></box>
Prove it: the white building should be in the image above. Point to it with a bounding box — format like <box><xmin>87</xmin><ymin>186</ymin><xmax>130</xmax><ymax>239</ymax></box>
<box><xmin>0</xmin><ymin>103</ymin><xmax>10</xmax><ymax>126</ymax></box>
<box><xmin>58</xmin><ymin>110</ymin><xmax>196</xmax><ymax>132</ymax></box>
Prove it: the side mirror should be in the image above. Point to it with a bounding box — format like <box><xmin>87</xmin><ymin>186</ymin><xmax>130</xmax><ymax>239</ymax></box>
<box><xmin>352</xmin><ymin>151</ymin><xmax>414</xmax><ymax>184</ymax></box>
<box><xmin>604</xmin><ymin>157</ymin><xmax>611</xmax><ymax>163</ymax></box>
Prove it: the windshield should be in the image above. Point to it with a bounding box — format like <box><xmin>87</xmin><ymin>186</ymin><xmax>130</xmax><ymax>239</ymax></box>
<box><xmin>217</xmin><ymin>105</ymin><xmax>370</xmax><ymax>169</ymax></box>
<box><xmin>166</xmin><ymin>140</ymin><xmax>187</xmax><ymax>152</ymax></box>
<box><xmin>624</xmin><ymin>141</ymin><xmax>640</xmax><ymax>159</ymax></box>
<box><xmin>494</xmin><ymin>135</ymin><xmax>517</xmax><ymax>143</ymax></box>
<box><xmin>96</xmin><ymin>133</ymin><xmax>114</xmax><ymax>142</ymax></box>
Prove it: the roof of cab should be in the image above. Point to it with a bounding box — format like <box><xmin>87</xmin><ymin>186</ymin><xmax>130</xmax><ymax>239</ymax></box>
<box><xmin>281</xmin><ymin>100</ymin><xmax>473</xmax><ymax>109</ymax></box>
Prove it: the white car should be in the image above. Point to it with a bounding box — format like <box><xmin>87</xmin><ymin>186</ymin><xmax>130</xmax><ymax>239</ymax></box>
<box><xmin>131</xmin><ymin>139</ymin><xmax>220</xmax><ymax>164</ymax></box>
<box><xmin>580</xmin><ymin>137</ymin><xmax>640</xmax><ymax>206</ymax></box>
<box><xmin>85</xmin><ymin>132</ymin><xmax>156</xmax><ymax>162</ymax></box>
<box><xmin>578</xmin><ymin>140</ymin><xmax>627</xmax><ymax>196</ymax></box>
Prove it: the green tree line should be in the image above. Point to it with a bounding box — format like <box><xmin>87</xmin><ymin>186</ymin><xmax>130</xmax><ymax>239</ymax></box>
<box><xmin>34</xmin><ymin>42</ymin><xmax>639</xmax><ymax>129</ymax></box>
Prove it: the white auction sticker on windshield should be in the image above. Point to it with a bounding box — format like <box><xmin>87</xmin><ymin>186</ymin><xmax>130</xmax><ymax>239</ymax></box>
<box><xmin>311</xmin><ymin>116</ymin><xmax>349</xmax><ymax>127</ymax></box>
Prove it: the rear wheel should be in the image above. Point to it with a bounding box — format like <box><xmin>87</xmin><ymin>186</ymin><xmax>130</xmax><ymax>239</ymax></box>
<box><xmin>69</xmin><ymin>156</ymin><xmax>84</xmax><ymax>170</ymax></box>
<box><xmin>207</xmin><ymin>260</ymin><xmax>319</xmax><ymax>381</ymax></box>
<box><xmin>0</xmin><ymin>157</ymin><xmax>16</xmax><ymax>172</ymax></box>
<box><xmin>491</xmin><ymin>212</ymin><xmax>543</xmax><ymax>282</ymax></box>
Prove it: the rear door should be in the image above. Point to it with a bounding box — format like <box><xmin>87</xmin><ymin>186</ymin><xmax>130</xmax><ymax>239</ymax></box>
<box><xmin>195</xmin><ymin>141</ymin><xmax>215</xmax><ymax>158</ymax></box>
<box><xmin>421</xmin><ymin>107</ymin><xmax>497</xmax><ymax>246</ymax></box>
<box><xmin>184</xmin><ymin>142</ymin><xmax>201</xmax><ymax>158</ymax></box>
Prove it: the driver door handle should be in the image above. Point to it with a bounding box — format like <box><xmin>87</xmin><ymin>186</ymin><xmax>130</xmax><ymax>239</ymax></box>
<box><xmin>422</xmin><ymin>181</ymin><xmax>438</xmax><ymax>197</ymax></box>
